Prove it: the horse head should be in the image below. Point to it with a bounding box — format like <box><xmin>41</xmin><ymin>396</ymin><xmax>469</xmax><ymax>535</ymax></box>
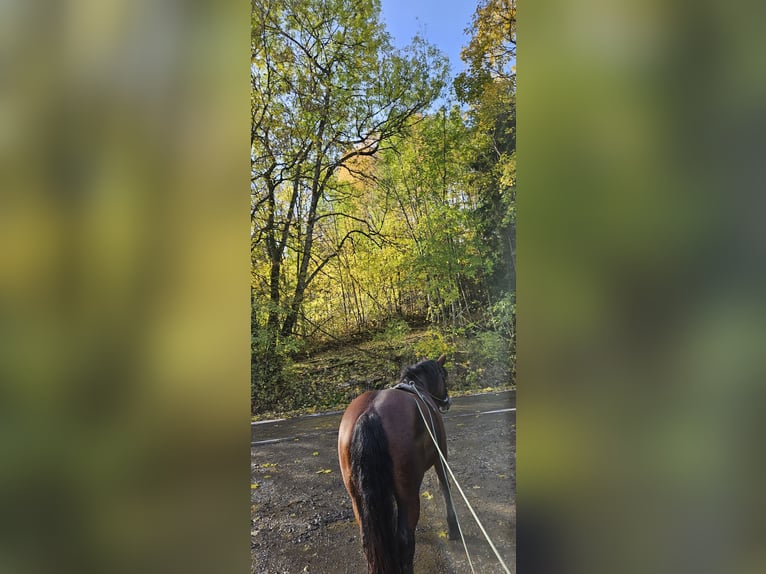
<box><xmin>403</xmin><ymin>355</ymin><xmax>451</xmax><ymax>413</ymax></box>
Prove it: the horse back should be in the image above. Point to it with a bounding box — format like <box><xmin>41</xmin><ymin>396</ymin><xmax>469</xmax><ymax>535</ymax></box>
<box><xmin>339</xmin><ymin>388</ymin><xmax>442</xmax><ymax>486</ymax></box>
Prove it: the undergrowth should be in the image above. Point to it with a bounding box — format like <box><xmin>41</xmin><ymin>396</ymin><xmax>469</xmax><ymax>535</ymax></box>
<box><xmin>252</xmin><ymin>321</ymin><xmax>514</xmax><ymax>420</ymax></box>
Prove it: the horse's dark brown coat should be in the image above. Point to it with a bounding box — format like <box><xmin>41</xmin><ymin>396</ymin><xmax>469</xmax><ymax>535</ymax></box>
<box><xmin>337</xmin><ymin>356</ymin><xmax>458</xmax><ymax>574</ymax></box>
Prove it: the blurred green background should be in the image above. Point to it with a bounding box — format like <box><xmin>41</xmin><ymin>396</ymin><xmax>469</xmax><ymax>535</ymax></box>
<box><xmin>0</xmin><ymin>1</ymin><xmax>250</xmax><ymax>573</ymax></box>
<box><xmin>2</xmin><ymin>0</ymin><xmax>765</xmax><ymax>573</ymax></box>
<box><xmin>520</xmin><ymin>0</ymin><xmax>766</xmax><ymax>573</ymax></box>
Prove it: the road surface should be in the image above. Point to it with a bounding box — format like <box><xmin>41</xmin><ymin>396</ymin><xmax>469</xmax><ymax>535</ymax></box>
<box><xmin>251</xmin><ymin>390</ymin><xmax>515</xmax><ymax>573</ymax></box>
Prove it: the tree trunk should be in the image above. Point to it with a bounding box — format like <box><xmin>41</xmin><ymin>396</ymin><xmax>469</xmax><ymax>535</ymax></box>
<box><xmin>281</xmin><ymin>92</ymin><xmax>333</xmax><ymax>338</ymax></box>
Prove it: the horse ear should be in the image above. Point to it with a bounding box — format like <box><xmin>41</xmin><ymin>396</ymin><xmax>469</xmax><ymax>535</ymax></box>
<box><xmin>436</xmin><ymin>354</ymin><xmax>446</xmax><ymax>366</ymax></box>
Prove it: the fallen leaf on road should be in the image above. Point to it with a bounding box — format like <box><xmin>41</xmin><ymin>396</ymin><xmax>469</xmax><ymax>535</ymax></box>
<box><xmin>316</xmin><ymin>469</ymin><xmax>332</xmax><ymax>474</ymax></box>
<box><xmin>312</xmin><ymin>451</ymin><xmax>319</xmax><ymax>456</ymax></box>
<box><xmin>422</xmin><ymin>491</ymin><xmax>433</xmax><ymax>500</ymax></box>
<box><xmin>251</xmin><ymin>483</ymin><xmax>260</xmax><ymax>489</ymax></box>
<box><xmin>438</xmin><ymin>531</ymin><xmax>448</xmax><ymax>539</ymax></box>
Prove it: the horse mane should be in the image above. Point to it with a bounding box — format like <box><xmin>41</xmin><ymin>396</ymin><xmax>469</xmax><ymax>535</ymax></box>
<box><xmin>400</xmin><ymin>359</ymin><xmax>446</xmax><ymax>390</ymax></box>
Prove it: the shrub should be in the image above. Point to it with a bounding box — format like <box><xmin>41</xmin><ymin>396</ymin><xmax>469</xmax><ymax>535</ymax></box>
<box><xmin>373</xmin><ymin>317</ymin><xmax>411</xmax><ymax>342</ymax></box>
<box><xmin>413</xmin><ymin>328</ymin><xmax>457</xmax><ymax>360</ymax></box>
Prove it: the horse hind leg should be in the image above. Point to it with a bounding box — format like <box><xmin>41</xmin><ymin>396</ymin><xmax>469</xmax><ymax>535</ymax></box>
<box><xmin>395</xmin><ymin>494</ymin><xmax>418</xmax><ymax>574</ymax></box>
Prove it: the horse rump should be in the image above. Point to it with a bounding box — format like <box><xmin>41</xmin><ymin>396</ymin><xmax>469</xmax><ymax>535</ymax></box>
<box><xmin>350</xmin><ymin>409</ymin><xmax>399</xmax><ymax>574</ymax></box>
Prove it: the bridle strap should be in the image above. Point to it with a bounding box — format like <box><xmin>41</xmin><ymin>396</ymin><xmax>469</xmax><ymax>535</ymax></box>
<box><xmin>393</xmin><ymin>379</ymin><xmax>451</xmax><ymax>412</ymax></box>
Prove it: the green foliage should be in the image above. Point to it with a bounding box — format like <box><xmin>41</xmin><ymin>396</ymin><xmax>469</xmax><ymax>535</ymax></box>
<box><xmin>251</xmin><ymin>327</ymin><xmax>284</xmax><ymax>412</ymax></box>
<box><xmin>488</xmin><ymin>290</ymin><xmax>516</xmax><ymax>342</ymax></box>
<box><xmin>455</xmin><ymin>0</ymin><xmax>516</xmax><ymax>100</ymax></box>
<box><xmin>412</xmin><ymin>328</ymin><xmax>457</xmax><ymax>361</ymax></box>
<box><xmin>474</xmin><ymin>330</ymin><xmax>507</xmax><ymax>361</ymax></box>
<box><xmin>462</xmin><ymin>329</ymin><xmax>511</xmax><ymax>388</ymax></box>
<box><xmin>251</xmin><ymin>0</ymin><xmax>449</xmax><ymax>342</ymax></box>
<box><xmin>371</xmin><ymin>109</ymin><xmax>490</xmax><ymax>324</ymax></box>
<box><xmin>251</xmin><ymin>0</ymin><xmax>517</xmax><ymax>414</ymax></box>
<box><xmin>373</xmin><ymin>317</ymin><xmax>411</xmax><ymax>342</ymax></box>
<box><xmin>454</xmin><ymin>0</ymin><xmax>516</xmax><ymax>298</ymax></box>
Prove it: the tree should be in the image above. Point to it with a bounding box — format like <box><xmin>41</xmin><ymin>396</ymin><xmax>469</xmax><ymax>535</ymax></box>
<box><xmin>455</xmin><ymin>0</ymin><xmax>516</xmax><ymax>297</ymax></box>
<box><xmin>457</xmin><ymin>0</ymin><xmax>516</xmax><ymax>92</ymax></box>
<box><xmin>374</xmin><ymin>109</ymin><xmax>485</xmax><ymax>324</ymax></box>
<box><xmin>251</xmin><ymin>0</ymin><xmax>448</xmax><ymax>350</ymax></box>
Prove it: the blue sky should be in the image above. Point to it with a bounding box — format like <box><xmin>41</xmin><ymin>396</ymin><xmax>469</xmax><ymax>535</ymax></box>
<box><xmin>379</xmin><ymin>0</ymin><xmax>476</xmax><ymax>77</ymax></box>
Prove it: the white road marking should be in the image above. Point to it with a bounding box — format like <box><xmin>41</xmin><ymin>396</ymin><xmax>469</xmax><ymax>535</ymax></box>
<box><xmin>252</xmin><ymin>418</ymin><xmax>286</xmax><ymax>425</ymax></box>
<box><xmin>251</xmin><ymin>397</ymin><xmax>516</xmax><ymax>446</ymax></box>
<box><xmin>479</xmin><ymin>408</ymin><xmax>516</xmax><ymax>415</ymax></box>
<box><xmin>250</xmin><ymin>390</ymin><xmax>515</xmax><ymax>425</ymax></box>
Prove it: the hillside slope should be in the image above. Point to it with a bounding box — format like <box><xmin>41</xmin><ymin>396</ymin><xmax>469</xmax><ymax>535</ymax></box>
<box><xmin>252</xmin><ymin>325</ymin><xmax>513</xmax><ymax>420</ymax></box>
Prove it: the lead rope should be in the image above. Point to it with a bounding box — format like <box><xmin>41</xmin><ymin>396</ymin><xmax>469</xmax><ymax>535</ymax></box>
<box><xmin>411</xmin><ymin>392</ymin><xmax>475</xmax><ymax>574</ymax></box>
<box><xmin>411</xmin><ymin>389</ymin><xmax>511</xmax><ymax>574</ymax></box>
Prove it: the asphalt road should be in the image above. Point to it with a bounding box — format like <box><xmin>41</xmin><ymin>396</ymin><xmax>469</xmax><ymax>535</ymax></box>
<box><xmin>251</xmin><ymin>390</ymin><xmax>515</xmax><ymax>573</ymax></box>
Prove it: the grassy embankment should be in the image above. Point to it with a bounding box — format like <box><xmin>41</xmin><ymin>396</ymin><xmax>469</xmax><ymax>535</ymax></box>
<box><xmin>252</xmin><ymin>322</ymin><xmax>514</xmax><ymax>421</ymax></box>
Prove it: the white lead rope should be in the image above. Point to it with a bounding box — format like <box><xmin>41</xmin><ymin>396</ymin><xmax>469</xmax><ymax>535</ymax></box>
<box><xmin>412</xmin><ymin>394</ymin><xmax>511</xmax><ymax>574</ymax></box>
<box><xmin>412</xmin><ymin>396</ymin><xmax>475</xmax><ymax>574</ymax></box>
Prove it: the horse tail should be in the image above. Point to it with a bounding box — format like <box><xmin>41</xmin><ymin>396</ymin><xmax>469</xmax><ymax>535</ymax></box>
<box><xmin>350</xmin><ymin>408</ymin><xmax>399</xmax><ymax>574</ymax></box>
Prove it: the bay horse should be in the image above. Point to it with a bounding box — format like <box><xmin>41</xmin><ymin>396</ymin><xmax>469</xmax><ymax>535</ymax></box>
<box><xmin>338</xmin><ymin>355</ymin><xmax>459</xmax><ymax>574</ymax></box>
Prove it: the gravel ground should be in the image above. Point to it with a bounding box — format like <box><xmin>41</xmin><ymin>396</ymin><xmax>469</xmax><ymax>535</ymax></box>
<box><xmin>251</xmin><ymin>391</ymin><xmax>515</xmax><ymax>573</ymax></box>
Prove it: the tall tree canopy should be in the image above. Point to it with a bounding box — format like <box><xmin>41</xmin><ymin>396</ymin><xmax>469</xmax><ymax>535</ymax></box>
<box><xmin>251</xmin><ymin>0</ymin><xmax>448</xmax><ymax>346</ymax></box>
<box><xmin>251</xmin><ymin>0</ymin><xmax>516</xmax><ymax>412</ymax></box>
<box><xmin>455</xmin><ymin>0</ymin><xmax>516</xmax><ymax>295</ymax></box>
<box><xmin>460</xmin><ymin>0</ymin><xmax>516</xmax><ymax>87</ymax></box>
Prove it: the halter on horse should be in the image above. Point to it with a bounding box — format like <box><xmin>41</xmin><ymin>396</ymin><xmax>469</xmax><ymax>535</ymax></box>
<box><xmin>337</xmin><ymin>355</ymin><xmax>459</xmax><ymax>574</ymax></box>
